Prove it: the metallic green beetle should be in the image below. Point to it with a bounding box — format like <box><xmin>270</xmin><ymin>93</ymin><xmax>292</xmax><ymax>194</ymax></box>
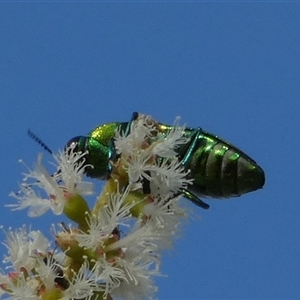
<box><xmin>66</xmin><ymin>113</ymin><xmax>265</xmax><ymax>209</ymax></box>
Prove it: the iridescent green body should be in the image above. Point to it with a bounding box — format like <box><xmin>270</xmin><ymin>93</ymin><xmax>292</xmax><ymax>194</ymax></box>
<box><xmin>157</xmin><ymin>124</ymin><xmax>264</xmax><ymax>199</ymax></box>
<box><xmin>67</xmin><ymin>121</ymin><xmax>265</xmax><ymax>209</ymax></box>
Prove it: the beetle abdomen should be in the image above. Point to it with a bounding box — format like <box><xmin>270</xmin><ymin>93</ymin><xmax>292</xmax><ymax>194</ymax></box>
<box><xmin>188</xmin><ymin>131</ymin><xmax>265</xmax><ymax>198</ymax></box>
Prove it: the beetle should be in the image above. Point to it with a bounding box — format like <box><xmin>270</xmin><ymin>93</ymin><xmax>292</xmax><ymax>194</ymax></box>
<box><xmin>65</xmin><ymin>112</ymin><xmax>265</xmax><ymax>209</ymax></box>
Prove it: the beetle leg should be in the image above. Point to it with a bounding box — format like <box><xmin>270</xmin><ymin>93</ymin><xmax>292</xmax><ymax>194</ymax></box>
<box><xmin>180</xmin><ymin>189</ymin><xmax>210</xmax><ymax>209</ymax></box>
<box><xmin>181</xmin><ymin>127</ymin><xmax>202</xmax><ymax>167</ymax></box>
<box><xmin>141</xmin><ymin>171</ymin><xmax>151</xmax><ymax>194</ymax></box>
<box><xmin>124</xmin><ymin>111</ymin><xmax>139</xmax><ymax>136</ymax></box>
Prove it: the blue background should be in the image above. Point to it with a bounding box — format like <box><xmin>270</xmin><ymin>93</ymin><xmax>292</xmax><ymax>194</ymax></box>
<box><xmin>1</xmin><ymin>3</ymin><xmax>299</xmax><ymax>299</ymax></box>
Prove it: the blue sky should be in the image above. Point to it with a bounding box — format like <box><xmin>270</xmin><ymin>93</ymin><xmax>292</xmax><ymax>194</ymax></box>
<box><xmin>1</xmin><ymin>3</ymin><xmax>300</xmax><ymax>299</ymax></box>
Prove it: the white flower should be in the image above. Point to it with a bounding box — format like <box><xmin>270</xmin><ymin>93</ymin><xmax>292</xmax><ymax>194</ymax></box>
<box><xmin>143</xmin><ymin>195</ymin><xmax>187</xmax><ymax>250</ymax></box>
<box><xmin>153</xmin><ymin>117</ymin><xmax>189</xmax><ymax>157</ymax></box>
<box><xmin>60</xmin><ymin>261</ymin><xmax>98</xmax><ymax>300</ymax></box>
<box><xmin>8</xmin><ymin>145</ymin><xmax>93</xmax><ymax>216</ymax></box>
<box><xmin>148</xmin><ymin>158</ymin><xmax>193</xmax><ymax>197</ymax></box>
<box><xmin>34</xmin><ymin>255</ymin><xmax>61</xmax><ymax>290</ymax></box>
<box><xmin>111</xmin><ymin>247</ymin><xmax>159</xmax><ymax>300</ymax></box>
<box><xmin>61</xmin><ymin>259</ymin><xmax>126</xmax><ymax>299</ymax></box>
<box><xmin>125</xmin><ymin>149</ymin><xmax>153</xmax><ymax>184</ymax></box>
<box><xmin>114</xmin><ymin>114</ymin><xmax>156</xmax><ymax>157</ymax></box>
<box><xmin>74</xmin><ymin>213</ymin><xmax>113</xmax><ymax>250</ymax></box>
<box><xmin>2</xmin><ymin>113</ymin><xmax>192</xmax><ymax>300</ymax></box>
<box><xmin>2</xmin><ymin>226</ymin><xmax>49</xmax><ymax>271</ymax></box>
<box><xmin>93</xmin><ymin>258</ymin><xmax>127</xmax><ymax>296</ymax></box>
<box><xmin>114</xmin><ymin>114</ymin><xmax>193</xmax><ymax>199</ymax></box>
<box><xmin>52</xmin><ymin>145</ymin><xmax>94</xmax><ymax>196</ymax></box>
<box><xmin>75</xmin><ymin>188</ymin><xmax>134</xmax><ymax>250</ymax></box>
<box><xmin>8</xmin><ymin>185</ymin><xmax>52</xmax><ymax>217</ymax></box>
<box><xmin>1</xmin><ymin>272</ymin><xmax>40</xmax><ymax>300</ymax></box>
<box><xmin>125</xmin><ymin>151</ymin><xmax>192</xmax><ymax>198</ymax></box>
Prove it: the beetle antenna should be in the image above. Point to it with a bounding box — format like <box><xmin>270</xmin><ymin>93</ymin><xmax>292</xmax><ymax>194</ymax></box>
<box><xmin>28</xmin><ymin>130</ymin><xmax>53</xmax><ymax>155</ymax></box>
